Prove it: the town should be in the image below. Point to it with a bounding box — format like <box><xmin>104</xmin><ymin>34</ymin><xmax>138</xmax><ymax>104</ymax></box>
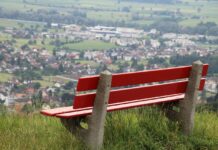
<box><xmin>1</xmin><ymin>0</ymin><xmax>218</xmax><ymax>149</ymax></box>
<box><xmin>0</xmin><ymin>22</ymin><xmax>218</xmax><ymax>113</ymax></box>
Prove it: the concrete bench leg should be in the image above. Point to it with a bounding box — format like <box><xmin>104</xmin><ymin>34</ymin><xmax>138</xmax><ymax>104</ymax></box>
<box><xmin>179</xmin><ymin>60</ymin><xmax>203</xmax><ymax>135</ymax></box>
<box><xmin>86</xmin><ymin>70</ymin><xmax>112</xmax><ymax>150</ymax></box>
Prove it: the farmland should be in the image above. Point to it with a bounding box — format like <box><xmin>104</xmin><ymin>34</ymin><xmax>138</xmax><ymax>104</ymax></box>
<box><xmin>0</xmin><ymin>0</ymin><xmax>218</xmax><ymax>27</ymax></box>
<box><xmin>0</xmin><ymin>73</ymin><xmax>13</xmax><ymax>82</ymax></box>
<box><xmin>63</xmin><ymin>40</ymin><xmax>118</xmax><ymax>51</ymax></box>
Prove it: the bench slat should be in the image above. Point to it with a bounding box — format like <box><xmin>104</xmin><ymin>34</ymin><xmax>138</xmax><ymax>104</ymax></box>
<box><xmin>77</xmin><ymin>64</ymin><xmax>208</xmax><ymax>92</ymax></box>
<box><xmin>41</xmin><ymin>94</ymin><xmax>183</xmax><ymax>117</ymax></box>
<box><xmin>56</xmin><ymin>94</ymin><xmax>185</xmax><ymax>118</ymax></box>
<box><xmin>41</xmin><ymin>106</ymin><xmax>74</xmax><ymax>116</ymax></box>
<box><xmin>74</xmin><ymin>78</ymin><xmax>205</xmax><ymax>109</ymax></box>
<box><xmin>40</xmin><ymin>106</ymin><xmax>93</xmax><ymax>116</ymax></box>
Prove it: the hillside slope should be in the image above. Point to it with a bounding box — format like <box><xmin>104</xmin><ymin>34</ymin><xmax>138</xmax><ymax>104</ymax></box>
<box><xmin>0</xmin><ymin>107</ymin><xmax>217</xmax><ymax>150</ymax></box>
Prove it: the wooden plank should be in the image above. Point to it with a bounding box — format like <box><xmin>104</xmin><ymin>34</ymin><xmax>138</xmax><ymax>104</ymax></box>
<box><xmin>77</xmin><ymin>64</ymin><xmax>208</xmax><ymax>91</ymax></box>
<box><xmin>40</xmin><ymin>106</ymin><xmax>92</xmax><ymax>116</ymax></box>
<box><xmin>56</xmin><ymin>94</ymin><xmax>185</xmax><ymax>118</ymax></box>
<box><xmin>74</xmin><ymin>78</ymin><xmax>206</xmax><ymax>109</ymax></box>
<box><xmin>40</xmin><ymin>106</ymin><xmax>74</xmax><ymax>116</ymax></box>
<box><xmin>41</xmin><ymin>94</ymin><xmax>183</xmax><ymax>117</ymax></box>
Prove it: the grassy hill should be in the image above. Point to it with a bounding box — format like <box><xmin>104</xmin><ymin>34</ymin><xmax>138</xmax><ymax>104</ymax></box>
<box><xmin>0</xmin><ymin>107</ymin><xmax>218</xmax><ymax>150</ymax></box>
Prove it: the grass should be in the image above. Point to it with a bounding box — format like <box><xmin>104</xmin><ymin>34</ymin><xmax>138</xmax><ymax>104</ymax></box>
<box><xmin>1</xmin><ymin>30</ymin><xmax>117</xmax><ymax>52</ymax></box>
<box><xmin>63</xmin><ymin>40</ymin><xmax>118</xmax><ymax>51</ymax></box>
<box><xmin>0</xmin><ymin>73</ymin><xmax>13</xmax><ymax>82</ymax></box>
<box><xmin>32</xmin><ymin>80</ymin><xmax>54</xmax><ymax>88</ymax></box>
<box><xmin>0</xmin><ymin>107</ymin><xmax>217</xmax><ymax>150</ymax></box>
<box><xmin>0</xmin><ymin>33</ymin><xmax>11</xmax><ymax>41</ymax></box>
<box><xmin>75</xmin><ymin>60</ymin><xmax>99</xmax><ymax>67</ymax></box>
<box><xmin>0</xmin><ymin>18</ymin><xmax>44</xmax><ymax>29</ymax></box>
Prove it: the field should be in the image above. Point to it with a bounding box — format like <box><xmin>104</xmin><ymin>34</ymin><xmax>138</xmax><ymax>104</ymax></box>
<box><xmin>0</xmin><ymin>107</ymin><xmax>217</xmax><ymax>150</ymax></box>
<box><xmin>0</xmin><ymin>31</ymin><xmax>117</xmax><ymax>52</ymax></box>
<box><xmin>0</xmin><ymin>0</ymin><xmax>218</xmax><ymax>27</ymax></box>
<box><xmin>0</xmin><ymin>73</ymin><xmax>71</xmax><ymax>88</ymax></box>
<box><xmin>0</xmin><ymin>73</ymin><xmax>13</xmax><ymax>82</ymax></box>
<box><xmin>0</xmin><ymin>18</ymin><xmax>44</xmax><ymax>29</ymax></box>
<box><xmin>32</xmin><ymin>76</ymin><xmax>74</xmax><ymax>88</ymax></box>
<box><xmin>63</xmin><ymin>40</ymin><xmax>118</xmax><ymax>51</ymax></box>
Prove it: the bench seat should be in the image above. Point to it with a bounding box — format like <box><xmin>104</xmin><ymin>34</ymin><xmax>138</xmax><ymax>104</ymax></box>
<box><xmin>41</xmin><ymin>93</ymin><xmax>185</xmax><ymax>118</ymax></box>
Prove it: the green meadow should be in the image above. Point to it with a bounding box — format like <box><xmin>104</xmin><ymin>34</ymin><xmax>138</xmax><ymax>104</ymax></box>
<box><xmin>0</xmin><ymin>73</ymin><xmax>13</xmax><ymax>82</ymax></box>
<box><xmin>0</xmin><ymin>107</ymin><xmax>217</xmax><ymax>150</ymax></box>
<box><xmin>63</xmin><ymin>40</ymin><xmax>118</xmax><ymax>51</ymax></box>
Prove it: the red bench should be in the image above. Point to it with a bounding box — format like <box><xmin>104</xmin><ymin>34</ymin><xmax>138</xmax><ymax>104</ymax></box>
<box><xmin>41</xmin><ymin>61</ymin><xmax>208</xmax><ymax>150</ymax></box>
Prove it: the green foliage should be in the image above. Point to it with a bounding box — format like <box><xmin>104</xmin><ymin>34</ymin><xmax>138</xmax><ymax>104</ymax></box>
<box><xmin>0</xmin><ymin>52</ymin><xmax>4</xmax><ymax>61</ymax></box>
<box><xmin>14</xmin><ymin>70</ymin><xmax>42</xmax><ymax>81</ymax></box>
<box><xmin>170</xmin><ymin>53</ymin><xmax>218</xmax><ymax>75</ymax></box>
<box><xmin>21</xmin><ymin>104</ymin><xmax>34</xmax><ymax>114</ymax></box>
<box><xmin>32</xmin><ymin>82</ymin><xmax>41</xmax><ymax>90</ymax></box>
<box><xmin>32</xmin><ymin>91</ymin><xmax>43</xmax><ymax>109</ymax></box>
<box><xmin>0</xmin><ymin>99</ymin><xmax>5</xmax><ymax>105</ymax></box>
<box><xmin>61</xmin><ymin>93</ymin><xmax>74</xmax><ymax>105</ymax></box>
<box><xmin>63</xmin><ymin>81</ymin><xmax>74</xmax><ymax>90</ymax></box>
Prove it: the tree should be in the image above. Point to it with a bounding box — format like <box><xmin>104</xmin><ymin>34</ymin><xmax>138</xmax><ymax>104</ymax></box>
<box><xmin>0</xmin><ymin>99</ymin><xmax>5</xmax><ymax>105</ymax></box>
<box><xmin>61</xmin><ymin>93</ymin><xmax>74</xmax><ymax>105</ymax></box>
<box><xmin>17</xmin><ymin>22</ymin><xmax>24</xmax><ymax>28</ymax></box>
<box><xmin>80</xmin><ymin>51</ymin><xmax>84</xmax><ymax>58</ymax></box>
<box><xmin>21</xmin><ymin>44</ymin><xmax>30</xmax><ymax>50</ymax></box>
<box><xmin>131</xmin><ymin>58</ymin><xmax>138</xmax><ymax>68</ymax></box>
<box><xmin>208</xmin><ymin>26</ymin><xmax>218</xmax><ymax>36</ymax></box>
<box><xmin>32</xmin><ymin>90</ymin><xmax>42</xmax><ymax>108</ymax></box>
<box><xmin>46</xmin><ymin>21</ymin><xmax>51</xmax><ymax>28</ymax></box>
<box><xmin>22</xmin><ymin>104</ymin><xmax>34</xmax><ymax>114</ymax></box>
<box><xmin>53</xmin><ymin>49</ymin><xmax>56</xmax><ymax>56</ymax></box>
<box><xmin>0</xmin><ymin>53</ymin><xmax>4</xmax><ymax>61</ymax></box>
<box><xmin>201</xmin><ymin>89</ymin><xmax>207</xmax><ymax>100</ymax></box>
<box><xmin>58</xmin><ymin>64</ymin><xmax>64</xmax><ymax>73</ymax></box>
<box><xmin>65</xmin><ymin>36</ymin><xmax>69</xmax><ymax>43</ymax></box>
<box><xmin>32</xmin><ymin>82</ymin><xmax>41</xmax><ymax>90</ymax></box>
<box><xmin>215</xmin><ymin>85</ymin><xmax>218</xmax><ymax>100</ymax></box>
<box><xmin>64</xmin><ymin>81</ymin><xmax>74</xmax><ymax>90</ymax></box>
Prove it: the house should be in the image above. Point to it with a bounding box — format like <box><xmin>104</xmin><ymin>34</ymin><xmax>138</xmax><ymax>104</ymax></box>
<box><xmin>205</xmin><ymin>79</ymin><xmax>217</xmax><ymax>93</ymax></box>
<box><xmin>150</xmin><ymin>40</ymin><xmax>160</xmax><ymax>48</ymax></box>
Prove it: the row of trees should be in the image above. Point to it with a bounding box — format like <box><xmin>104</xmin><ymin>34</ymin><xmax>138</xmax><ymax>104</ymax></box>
<box><xmin>170</xmin><ymin>53</ymin><xmax>218</xmax><ymax>75</ymax></box>
<box><xmin>148</xmin><ymin>20</ymin><xmax>218</xmax><ymax>36</ymax></box>
<box><xmin>0</xmin><ymin>8</ymin><xmax>132</xmax><ymax>28</ymax></box>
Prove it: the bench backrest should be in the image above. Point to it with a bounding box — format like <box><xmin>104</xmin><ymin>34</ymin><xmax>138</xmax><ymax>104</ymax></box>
<box><xmin>73</xmin><ymin>64</ymin><xmax>209</xmax><ymax>109</ymax></box>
